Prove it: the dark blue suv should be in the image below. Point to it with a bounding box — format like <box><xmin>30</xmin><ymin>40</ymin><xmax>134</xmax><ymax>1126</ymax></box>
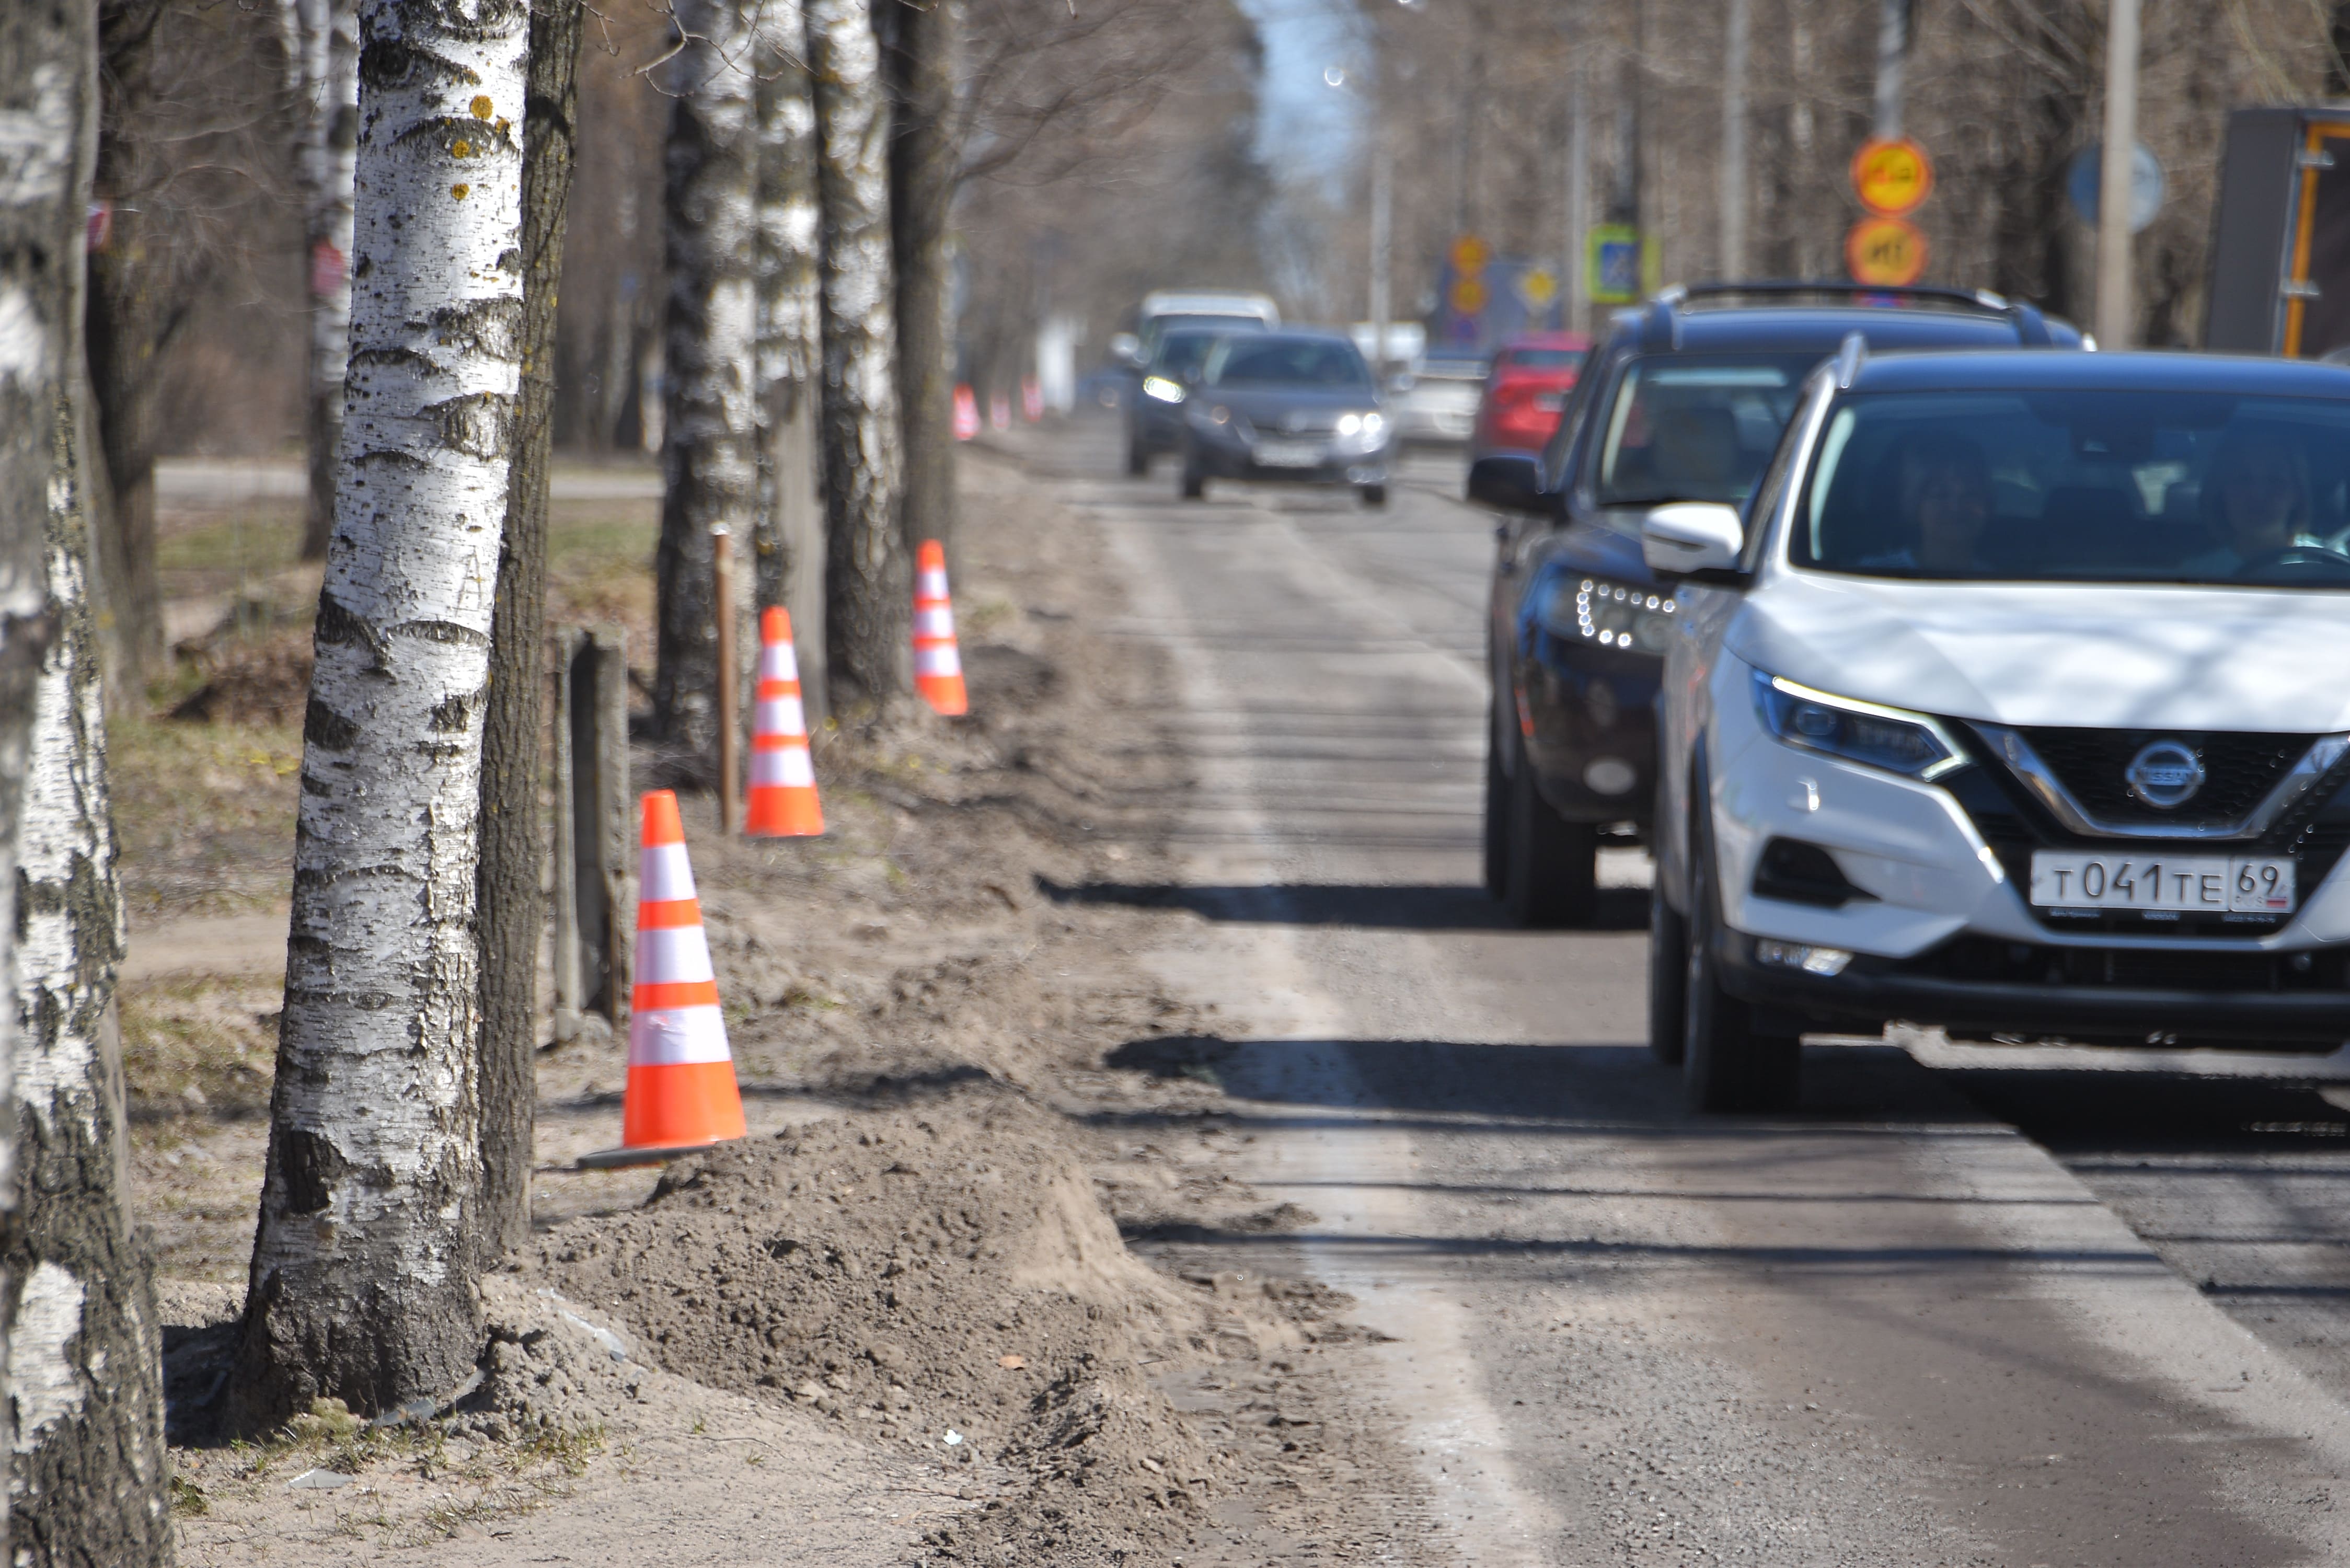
<box><xmin>1470</xmin><ymin>283</ymin><xmax>2082</xmax><ymax>926</ymax></box>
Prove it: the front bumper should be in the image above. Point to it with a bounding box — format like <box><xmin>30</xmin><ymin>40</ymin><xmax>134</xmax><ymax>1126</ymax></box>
<box><xmin>1714</xmin><ymin>929</ymin><xmax>2350</xmax><ymax>1045</ymax></box>
<box><xmin>1189</xmin><ymin>430</ymin><xmax>1391</xmax><ymax>486</ymax></box>
<box><xmin>1699</xmin><ymin>651</ymin><xmax>2350</xmax><ymax>1047</ymax></box>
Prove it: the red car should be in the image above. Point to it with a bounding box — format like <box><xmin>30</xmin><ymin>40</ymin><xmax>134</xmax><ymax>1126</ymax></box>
<box><xmin>1471</xmin><ymin>332</ymin><xmax>1592</xmax><ymax>456</ymax></box>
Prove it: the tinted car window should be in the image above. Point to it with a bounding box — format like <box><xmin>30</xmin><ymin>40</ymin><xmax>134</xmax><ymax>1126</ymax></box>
<box><xmin>1793</xmin><ymin>389</ymin><xmax>2350</xmax><ymax>586</ymax></box>
<box><xmin>1209</xmin><ymin>339</ymin><xmax>1373</xmax><ymax>388</ymax></box>
<box><xmin>1590</xmin><ymin>354</ymin><xmax>1816</xmax><ymax>507</ymax></box>
<box><xmin>1150</xmin><ymin>332</ymin><xmax>1220</xmax><ymax>379</ymax></box>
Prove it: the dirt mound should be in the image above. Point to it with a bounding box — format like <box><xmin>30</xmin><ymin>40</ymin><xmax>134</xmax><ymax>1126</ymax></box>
<box><xmin>170</xmin><ymin>628</ymin><xmax>315</xmax><ymax>728</ymax></box>
<box><xmin>536</xmin><ymin>1088</ymin><xmax>1257</xmax><ymax>1562</ymax></box>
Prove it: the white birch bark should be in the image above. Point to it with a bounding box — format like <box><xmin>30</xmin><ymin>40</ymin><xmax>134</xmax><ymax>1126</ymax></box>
<box><xmin>806</xmin><ymin>0</ymin><xmax>910</xmax><ymax>711</ymax></box>
<box><xmin>0</xmin><ymin>7</ymin><xmax>99</xmax><ymax>1552</ymax></box>
<box><xmin>279</xmin><ymin>0</ymin><xmax>361</xmax><ymax>561</ymax></box>
<box><xmin>10</xmin><ymin>389</ymin><xmax>170</xmax><ymax>1567</ymax></box>
<box><xmin>752</xmin><ymin>7</ymin><xmax>826</xmax><ymax>726</ymax></box>
<box><xmin>233</xmin><ymin>0</ymin><xmax>527</xmax><ymax>1425</ymax></box>
<box><xmin>653</xmin><ymin>0</ymin><xmax>761</xmax><ymax>757</ymax></box>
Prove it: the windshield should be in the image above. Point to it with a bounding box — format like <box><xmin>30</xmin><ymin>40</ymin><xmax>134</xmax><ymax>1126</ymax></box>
<box><xmin>1793</xmin><ymin>390</ymin><xmax>2350</xmax><ymax>587</ymax></box>
<box><xmin>1502</xmin><ymin>348</ymin><xmax>1586</xmax><ymax>372</ymax></box>
<box><xmin>1150</xmin><ymin>333</ymin><xmax>1220</xmax><ymax>379</ymax></box>
<box><xmin>1208</xmin><ymin>338</ymin><xmax>1373</xmax><ymax>389</ymax></box>
<box><xmin>1591</xmin><ymin>354</ymin><xmax>1816</xmax><ymax>506</ymax></box>
<box><xmin>1145</xmin><ymin>314</ymin><xmax>1265</xmax><ymax>347</ymax></box>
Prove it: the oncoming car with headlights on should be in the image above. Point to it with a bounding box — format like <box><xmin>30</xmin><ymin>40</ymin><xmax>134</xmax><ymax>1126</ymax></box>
<box><xmin>1178</xmin><ymin>332</ymin><xmax>1392</xmax><ymax>508</ymax></box>
<box><xmin>1648</xmin><ymin>343</ymin><xmax>2350</xmax><ymax>1111</ymax></box>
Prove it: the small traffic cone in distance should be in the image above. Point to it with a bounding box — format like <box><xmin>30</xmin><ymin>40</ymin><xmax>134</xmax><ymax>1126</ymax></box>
<box><xmin>578</xmin><ymin>791</ymin><xmax>746</xmax><ymax>1168</ymax></box>
<box><xmin>746</xmin><ymin>607</ymin><xmax>823</xmax><ymax>837</ymax></box>
<box><xmin>914</xmin><ymin>539</ymin><xmax>968</xmax><ymax>717</ymax></box>
<box><xmin>953</xmin><ymin>384</ymin><xmax>979</xmax><ymax>441</ymax></box>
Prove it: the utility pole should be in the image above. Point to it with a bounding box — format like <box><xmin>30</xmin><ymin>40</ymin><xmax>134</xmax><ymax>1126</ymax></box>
<box><xmin>2096</xmin><ymin>0</ymin><xmax>2140</xmax><ymax>348</ymax></box>
<box><xmin>1369</xmin><ymin>141</ymin><xmax>1392</xmax><ymax>377</ymax></box>
<box><xmin>1873</xmin><ymin>0</ymin><xmax>1909</xmax><ymax>141</ymax></box>
<box><xmin>1566</xmin><ymin>55</ymin><xmax>1588</xmax><ymax>331</ymax></box>
<box><xmin>1722</xmin><ymin>0</ymin><xmax>1750</xmax><ymax>280</ymax></box>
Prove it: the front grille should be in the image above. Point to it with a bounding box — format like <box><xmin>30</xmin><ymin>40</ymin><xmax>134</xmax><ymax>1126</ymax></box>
<box><xmin>1895</xmin><ymin>936</ymin><xmax>2347</xmax><ymax>991</ymax></box>
<box><xmin>1939</xmin><ymin>743</ymin><xmax>2350</xmax><ymax>938</ymax></box>
<box><xmin>2016</xmin><ymin>728</ymin><xmax>2309</xmax><ymax>826</ymax></box>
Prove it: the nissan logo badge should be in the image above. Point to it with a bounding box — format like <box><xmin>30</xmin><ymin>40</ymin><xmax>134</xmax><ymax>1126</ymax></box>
<box><xmin>2125</xmin><ymin>739</ymin><xmax>2205</xmax><ymax>810</ymax></box>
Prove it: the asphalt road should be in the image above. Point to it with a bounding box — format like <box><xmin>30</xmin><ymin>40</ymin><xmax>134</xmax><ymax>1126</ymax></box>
<box><xmin>1031</xmin><ymin>412</ymin><xmax>2350</xmax><ymax>1565</ymax></box>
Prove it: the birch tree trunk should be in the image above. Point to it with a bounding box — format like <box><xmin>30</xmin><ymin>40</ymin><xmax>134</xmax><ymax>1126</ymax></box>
<box><xmin>229</xmin><ymin>0</ymin><xmax>527</xmax><ymax>1428</ymax></box>
<box><xmin>0</xmin><ymin>6</ymin><xmax>100</xmax><ymax>1552</ymax></box>
<box><xmin>752</xmin><ymin>9</ymin><xmax>827</xmax><ymax>728</ymax></box>
<box><xmin>807</xmin><ymin>0</ymin><xmax>910</xmax><ymax>714</ymax></box>
<box><xmin>878</xmin><ymin>0</ymin><xmax>957</xmax><ymax>554</ymax></box>
<box><xmin>652</xmin><ymin>0</ymin><xmax>758</xmax><ymax>757</ymax></box>
<box><xmin>278</xmin><ymin>0</ymin><xmax>361</xmax><ymax>563</ymax></box>
<box><xmin>81</xmin><ymin>0</ymin><xmax>172</xmax><ymax>681</ymax></box>
<box><xmin>477</xmin><ymin>0</ymin><xmax>584</xmax><ymax>1261</ymax></box>
<box><xmin>11</xmin><ymin>388</ymin><xmax>170</xmax><ymax>1568</ymax></box>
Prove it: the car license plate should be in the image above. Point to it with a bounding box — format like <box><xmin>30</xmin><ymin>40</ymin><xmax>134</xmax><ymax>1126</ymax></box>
<box><xmin>1253</xmin><ymin>440</ymin><xmax>1324</xmax><ymax>468</ymax></box>
<box><xmin>2028</xmin><ymin>851</ymin><xmax>2296</xmax><ymax>914</ymax></box>
<box><xmin>1533</xmin><ymin>392</ymin><xmax>1566</xmax><ymax>411</ymax></box>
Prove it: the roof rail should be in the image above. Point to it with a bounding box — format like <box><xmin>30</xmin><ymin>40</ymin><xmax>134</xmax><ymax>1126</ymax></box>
<box><xmin>1673</xmin><ymin>281</ymin><xmax>2010</xmax><ymax>313</ymax></box>
<box><xmin>1833</xmin><ymin>331</ymin><xmax>1868</xmax><ymax>389</ymax></box>
<box><xmin>1651</xmin><ymin>280</ymin><xmax>2062</xmax><ymax>348</ymax></box>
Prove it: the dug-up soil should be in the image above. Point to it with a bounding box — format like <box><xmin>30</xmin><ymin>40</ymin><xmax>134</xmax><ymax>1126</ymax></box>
<box><xmin>139</xmin><ymin>446</ymin><xmax>1434</xmax><ymax>1565</ymax></box>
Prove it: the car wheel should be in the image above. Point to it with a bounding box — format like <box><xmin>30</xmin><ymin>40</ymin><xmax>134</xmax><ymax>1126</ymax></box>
<box><xmin>1358</xmin><ymin>483</ymin><xmax>1388</xmax><ymax>509</ymax></box>
<box><xmin>1502</xmin><ymin>741</ymin><xmax>1597</xmax><ymax>928</ymax></box>
<box><xmin>1126</xmin><ymin>440</ymin><xmax>1150</xmax><ymax>478</ymax></box>
<box><xmin>1682</xmin><ymin>834</ymin><xmax>1801</xmax><ymax>1112</ymax></box>
<box><xmin>1648</xmin><ymin>878</ymin><xmax>1687</xmax><ymax>1066</ymax></box>
<box><xmin>1482</xmin><ymin>695</ymin><xmax>1511</xmax><ymax>900</ymax></box>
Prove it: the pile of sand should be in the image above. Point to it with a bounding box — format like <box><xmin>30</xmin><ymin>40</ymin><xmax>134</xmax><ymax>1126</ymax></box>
<box><xmin>536</xmin><ymin>1087</ymin><xmax>1272</xmax><ymax>1562</ymax></box>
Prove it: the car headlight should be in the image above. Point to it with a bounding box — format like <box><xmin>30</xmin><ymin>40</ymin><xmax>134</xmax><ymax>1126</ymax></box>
<box><xmin>1540</xmin><ymin>577</ymin><xmax>1677</xmax><ymax>652</ymax></box>
<box><xmin>1751</xmin><ymin>670</ymin><xmax>1966</xmax><ymax>780</ymax></box>
<box><xmin>1333</xmin><ymin>411</ymin><xmax>1386</xmax><ymax>441</ymax></box>
<box><xmin>1143</xmin><ymin>375</ymin><xmax>1185</xmax><ymax>403</ymax></box>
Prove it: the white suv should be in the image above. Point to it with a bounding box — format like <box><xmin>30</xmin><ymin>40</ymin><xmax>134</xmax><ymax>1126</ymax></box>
<box><xmin>1645</xmin><ymin>342</ymin><xmax>2350</xmax><ymax>1110</ymax></box>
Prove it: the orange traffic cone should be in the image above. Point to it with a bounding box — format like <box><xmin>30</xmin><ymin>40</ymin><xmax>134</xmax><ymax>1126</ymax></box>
<box><xmin>953</xmin><ymin>384</ymin><xmax>979</xmax><ymax>441</ymax></box>
<box><xmin>913</xmin><ymin>539</ymin><xmax>967</xmax><ymax>716</ymax></box>
<box><xmin>578</xmin><ymin>791</ymin><xmax>747</xmax><ymax>1168</ymax></box>
<box><xmin>745</xmin><ymin>607</ymin><xmax>823</xmax><ymax>837</ymax></box>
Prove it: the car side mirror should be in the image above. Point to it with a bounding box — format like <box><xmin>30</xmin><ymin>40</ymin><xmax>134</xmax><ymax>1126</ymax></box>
<box><xmin>1109</xmin><ymin>332</ymin><xmax>1142</xmax><ymax>367</ymax></box>
<box><xmin>1466</xmin><ymin>454</ymin><xmax>1546</xmax><ymax>515</ymax></box>
<box><xmin>1641</xmin><ymin>502</ymin><xmax>1747</xmax><ymax>583</ymax></box>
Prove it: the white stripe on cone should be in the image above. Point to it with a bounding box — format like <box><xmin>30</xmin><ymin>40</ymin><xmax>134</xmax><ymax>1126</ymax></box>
<box><xmin>750</xmin><ymin>746</ymin><xmax>816</xmax><ymax>788</ymax></box>
<box><xmin>759</xmin><ymin>643</ymin><xmax>800</xmax><ymax>682</ymax></box>
<box><xmin>915</xmin><ymin>645</ymin><xmax>963</xmax><ymax>678</ymax></box>
<box><xmin>755</xmin><ymin>695</ymin><xmax>807</xmax><ymax>736</ymax></box>
<box><xmin>639</xmin><ymin>842</ymin><xmax>698</xmax><ymax>902</ymax></box>
<box><xmin>633</xmin><ymin>926</ymin><xmax>716</xmax><ymax>984</ymax></box>
<box><xmin>917</xmin><ymin>569</ymin><xmax>949</xmax><ymax>599</ymax></box>
<box><xmin>628</xmin><ymin>1005</ymin><xmax>731</xmax><ymax>1067</ymax></box>
<box><xmin>915</xmin><ymin>606</ymin><xmax>955</xmax><ymax>639</ymax></box>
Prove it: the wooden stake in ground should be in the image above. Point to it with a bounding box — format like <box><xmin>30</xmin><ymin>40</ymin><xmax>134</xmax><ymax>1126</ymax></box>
<box><xmin>653</xmin><ymin>0</ymin><xmax>760</xmax><ymax>759</ymax></box>
<box><xmin>0</xmin><ymin>4</ymin><xmax>98</xmax><ymax>1553</ymax></box>
<box><xmin>808</xmin><ymin>0</ymin><xmax>912</xmax><ymax>713</ymax></box>
<box><xmin>274</xmin><ymin>0</ymin><xmax>360</xmax><ymax>563</ymax></box>
<box><xmin>478</xmin><ymin>0</ymin><xmax>586</xmax><ymax>1263</ymax></box>
<box><xmin>13</xmin><ymin>390</ymin><xmax>171</xmax><ymax>1568</ymax></box>
<box><xmin>231</xmin><ymin>0</ymin><xmax>528</xmax><ymax>1426</ymax></box>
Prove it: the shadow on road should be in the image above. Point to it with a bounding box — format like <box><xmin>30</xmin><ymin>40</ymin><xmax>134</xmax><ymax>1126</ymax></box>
<box><xmin>1038</xmin><ymin>878</ymin><xmax>1646</xmax><ymax>932</ymax></box>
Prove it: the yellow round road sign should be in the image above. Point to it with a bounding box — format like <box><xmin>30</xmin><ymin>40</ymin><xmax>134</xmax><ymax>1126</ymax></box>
<box><xmin>1850</xmin><ymin>138</ymin><xmax>1933</xmax><ymax>217</ymax></box>
<box><xmin>1845</xmin><ymin>216</ymin><xmax>1929</xmax><ymax>286</ymax></box>
<box><xmin>1449</xmin><ymin>276</ymin><xmax>1490</xmax><ymax>315</ymax></box>
<box><xmin>1449</xmin><ymin>233</ymin><xmax>1493</xmax><ymax>274</ymax></box>
<box><xmin>1518</xmin><ymin>268</ymin><xmax>1558</xmax><ymax>308</ymax></box>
